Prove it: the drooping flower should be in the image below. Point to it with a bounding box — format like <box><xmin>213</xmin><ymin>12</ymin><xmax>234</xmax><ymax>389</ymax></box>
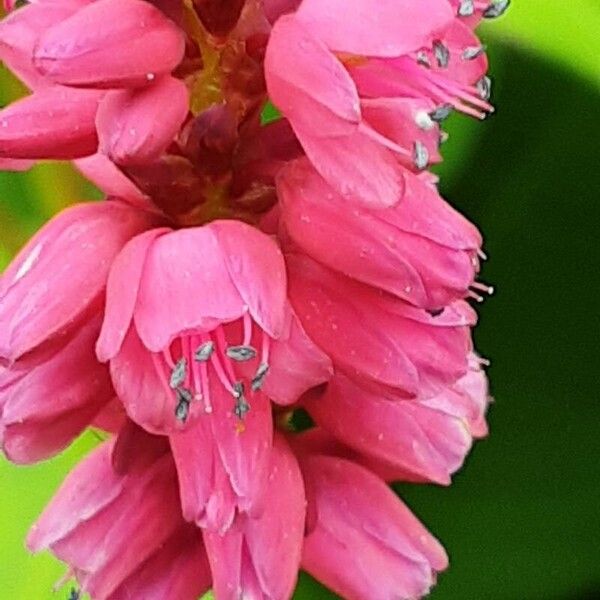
<box><xmin>265</xmin><ymin>0</ymin><xmax>493</xmax><ymax>206</ymax></box>
<box><xmin>0</xmin><ymin>200</ymin><xmax>157</xmax><ymax>462</ymax></box>
<box><xmin>27</xmin><ymin>422</ymin><xmax>212</xmax><ymax>600</ymax></box>
<box><xmin>95</xmin><ymin>220</ymin><xmax>331</xmax><ymax>530</ymax></box>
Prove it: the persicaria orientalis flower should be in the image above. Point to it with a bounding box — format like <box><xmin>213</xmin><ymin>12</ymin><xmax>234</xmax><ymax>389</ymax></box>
<box><xmin>0</xmin><ymin>0</ymin><xmax>507</xmax><ymax>598</ymax></box>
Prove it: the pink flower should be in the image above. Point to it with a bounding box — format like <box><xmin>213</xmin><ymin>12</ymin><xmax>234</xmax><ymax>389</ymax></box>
<box><xmin>0</xmin><ymin>200</ymin><xmax>156</xmax><ymax>462</ymax></box>
<box><xmin>203</xmin><ymin>434</ymin><xmax>305</xmax><ymax>600</ymax></box>
<box><xmin>299</xmin><ymin>452</ymin><xmax>448</xmax><ymax>600</ymax></box>
<box><xmin>0</xmin><ymin>0</ymin><xmax>187</xmax><ymax>163</ymax></box>
<box><xmin>278</xmin><ymin>157</ymin><xmax>483</xmax><ymax>309</ymax></box>
<box><xmin>96</xmin><ymin>220</ymin><xmax>330</xmax><ymax>530</ymax></box>
<box><xmin>304</xmin><ymin>360</ymin><xmax>490</xmax><ymax>485</ymax></box>
<box><xmin>286</xmin><ymin>253</ymin><xmax>476</xmax><ymax>400</ymax></box>
<box><xmin>265</xmin><ymin>1</ymin><xmax>492</xmax><ymax>206</ymax></box>
<box><xmin>27</xmin><ymin>423</ymin><xmax>212</xmax><ymax>600</ymax></box>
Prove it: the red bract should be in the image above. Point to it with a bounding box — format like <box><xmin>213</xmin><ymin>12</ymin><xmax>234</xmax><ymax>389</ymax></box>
<box><xmin>0</xmin><ymin>0</ymin><xmax>507</xmax><ymax>597</ymax></box>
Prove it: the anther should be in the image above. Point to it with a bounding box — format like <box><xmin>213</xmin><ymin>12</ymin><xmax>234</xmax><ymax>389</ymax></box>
<box><xmin>429</xmin><ymin>104</ymin><xmax>453</xmax><ymax>123</ymax></box>
<box><xmin>232</xmin><ymin>382</ymin><xmax>250</xmax><ymax>419</ymax></box>
<box><xmin>478</xmin><ymin>249</ymin><xmax>488</xmax><ymax>260</ymax></box>
<box><xmin>226</xmin><ymin>345</ymin><xmax>258</xmax><ymax>362</ymax></box>
<box><xmin>169</xmin><ymin>357</ymin><xmax>187</xmax><ymax>389</ymax></box>
<box><xmin>415</xmin><ymin>110</ymin><xmax>435</xmax><ymax>131</ymax></box>
<box><xmin>416</xmin><ymin>51</ymin><xmax>431</xmax><ymax>68</ymax></box>
<box><xmin>483</xmin><ymin>0</ymin><xmax>510</xmax><ymax>19</ymax></box>
<box><xmin>175</xmin><ymin>388</ymin><xmax>193</xmax><ymax>423</ymax></box>
<box><xmin>194</xmin><ymin>341</ymin><xmax>215</xmax><ymax>362</ymax></box>
<box><xmin>433</xmin><ymin>41</ymin><xmax>450</xmax><ymax>69</ymax></box>
<box><xmin>476</xmin><ymin>76</ymin><xmax>492</xmax><ymax>101</ymax></box>
<box><xmin>458</xmin><ymin>0</ymin><xmax>475</xmax><ymax>16</ymax></box>
<box><xmin>251</xmin><ymin>363</ymin><xmax>270</xmax><ymax>392</ymax></box>
<box><xmin>471</xmin><ymin>281</ymin><xmax>495</xmax><ymax>295</ymax></box>
<box><xmin>462</xmin><ymin>45</ymin><xmax>486</xmax><ymax>61</ymax></box>
<box><xmin>439</xmin><ymin>131</ymin><xmax>450</xmax><ymax>145</ymax></box>
<box><xmin>413</xmin><ymin>141</ymin><xmax>429</xmax><ymax>170</ymax></box>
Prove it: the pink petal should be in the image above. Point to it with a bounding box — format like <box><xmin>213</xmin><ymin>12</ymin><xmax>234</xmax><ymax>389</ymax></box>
<box><xmin>97</xmin><ymin>228</ymin><xmax>170</xmax><ymax>362</ymax></box>
<box><xmin>0</xmin><ymin>86</ymin><xmax>102</xmax><ymax>160</ymax></box>
<box><xmin>97</xmin><ymin>76</ymin><xmax>189</xmax><ymax>166</ymax></box>
<box><xmin>0</xmin><ymin>200</ymin><xmax>154</xmax><ymax>363</ymax></box>
<box><xmin>107</xmin><ymin>525</ymin><xmax>212</xmax><ymax>600</ymax></box>
<box><xmin>134</xmin><ymin>227</ymin><xmax>244</xmax><ymax>352</ymax></box>
<box><xmin>263</xmin><ymin>307</ymin><xmax>333</xmax><ymax>406</ymax></box>
<box><xmin>1</xmin><ymin>314</ymin><xmax>113</xmax><ymax>464</ymax></box>
<box><xmin>301</xmin><ymin>455</ymin><xmax>448</xmax><ymax>600</ymax></box>
<box><xmin>296</xmin><ymin>0</ymin><xmax>454</xmax><ymax>57</ymax></box>
<box><xmin>209</xmin><ymin>380</ymin><xmax>273</xmax><ymax>516</ymax></box>
<box><xmin>266</xmin><ymin>16</ymin><xmax>361</xmax><ymax>128</ymax></box>
<box><xmin>204</xmin><ymin>434</ymin><xmax>305</xmax><ymax>600</ymax></box>
<box><xmin>109</xmin><ymin>326</ymin><xmax>181</xmax><ymax>435</ymax></box>
<box><xmin>74</xmin><ymin>154</ymin><xmax>154</xmax><ymax>210</ymax></box>
<box><xmin>306</xmin><ymin>373</ymin><xmax>474</xmax><ymax>485</ymax></box>
<box><xmin>279</xmin><ymin>159</ymin><xmax>480</xmax><ymax>308</ymax></box>
<box><xmin>212</xmin><ymin>220</ymin><xmax>287</xmax><ymax>339</ymax></box>
<box><xmin>0</xmin><ymin>1</ymin><xmax>83</xmax><ymax>89</ymax></box>
<box><xmin>33</xmin><ymin>0</ymin><xmax>185</xmax><ymax>88</ymax></box>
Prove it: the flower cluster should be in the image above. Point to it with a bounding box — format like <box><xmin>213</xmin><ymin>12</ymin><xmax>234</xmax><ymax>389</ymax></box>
<box><xmin>0</xmin><ymin>0</ymin><xmax>506</xmax><ymax>598</ymax></box>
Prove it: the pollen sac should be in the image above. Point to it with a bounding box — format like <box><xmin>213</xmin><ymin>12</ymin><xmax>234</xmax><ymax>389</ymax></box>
<box><xmin>169</xmin><ymin>358</ymin><xmax>187</xmax><ymax>389</ymax></box>
<box><xmin>433</xmin><ymin>41</ymin><xmax>450</xmax><ymax>69</ymax></box>
<box><xmin>226</xmin><ymin>345</ymin><xmax>258</xmax><ymax>362</ymax></box>
<box><xmin>458</xmin><ymin>0</ymin><xmax>475</xmax><ymax>16</ymax></box>
<box><xmin>477</xmin><ymin>76</ymin><xmax>492</xmax><ymax>101</ymax></box>
<box><xmin>429</xmin><ymin>104</ymin><xmax>453</xmax><ymax>123</ymax></box>
<box><xmin>462</xmin><ymin>46</ymin><xmax>486</xmax><ymax>61</ymax></box>
<box><xmin>234</xmin><ymin>396</ymin><xmax>250</xmax><ymax>419</ymax></box>
<box><xmin>175</xmin><ymin>398</ymin><xmax>190</xmax><ymax>423</ymax></box>
<box><xmin>193</xmin><ymin>0</ymin><xmax>246</xmax><ymax>37</ymax></box>
<box><xmin>194</xmin><ymin>341</ymin><xmax>215</xmax><ymax>362</ymax></box>
<box><xmin>483</xmin><ymin>0</ymin><xmax>511</xmax><ymax>19</ymax></box>
<box><xmin>416</xmin><ymin>51</ymin><xmax>431</xmax><ymax>68</ymax></box>
<box><xmin>175</xmin><ymin>388</ymin><xmax>193</xmax><ymax>422</ymax></box>
<box><xmin>251</xmin><ymin>363</ymin><xmax>269</xmax><ymax>392</ymax></box>
<box><xmin>413</xmin><ymin>141</ymin><xmax>429</xmax><ymax>171</ymax></box>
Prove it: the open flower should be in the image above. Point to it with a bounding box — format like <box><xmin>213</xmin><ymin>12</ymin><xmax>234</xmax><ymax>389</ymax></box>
<box><xmin>265</xmin><ymin>0</ymin><xmax>492</xmax><ymax>206</ymax></box>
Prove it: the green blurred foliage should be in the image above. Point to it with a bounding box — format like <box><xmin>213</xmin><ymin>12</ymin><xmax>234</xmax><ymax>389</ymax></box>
<box><xmin>1</xmin><ymin>4</ymin><xmax>600</xmax><ymax>600</ymax></box>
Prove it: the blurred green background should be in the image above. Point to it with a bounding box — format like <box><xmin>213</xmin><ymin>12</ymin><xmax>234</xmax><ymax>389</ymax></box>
<box><xmin>1</xmin><ymin>1</ymin><xmax>599</xmax><ymax>599</ymax></box>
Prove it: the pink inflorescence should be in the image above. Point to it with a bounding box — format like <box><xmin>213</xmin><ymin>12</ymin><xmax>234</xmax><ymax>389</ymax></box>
<box><xmin>0</xmin><ymin>0</ymin><xmax>508</xmax><ymax>598</ymax></box>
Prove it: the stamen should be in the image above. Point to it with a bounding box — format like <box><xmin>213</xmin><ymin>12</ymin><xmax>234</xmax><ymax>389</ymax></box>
<box><xmin>415</xmin><ymin>110</ymin><xmax>436</xmax><ymax>131</ymax></box>
<box><xmin>169</xmin><ymin>357</ymin><xmax>187</xmax><ymax>389</ymax></box>
<box><xmin>483</xmin><ymin>0</ymin><xmax>510</xmax><ymax>19</ymax></box>
<box><xmin>233</xmin><ymin>381</ymin><xmax>250</xmax><ymax>419</ymax></box>
<box><xmin>477</xmin><ymin>76</ymin><xmax>492</xmax><ymax>101</ymax></box>
<box><xmin>413</xmin><ymin>141</ymin><xmax>429</xmax><ymax>170</ymax></box>
<box><xmin>416</xmin><ymin>51</ymin><xmax>431</xmax><ymax>68</ymax></box>
<box><xmin>175</xmin><ymin>388</ymin><xmax>191</xmax><ymax>423</ymax></box>
<box><xmin>478</xmin><ymin>249</ymin><xmax>488</xmax><ymax>260</ymax></box>
<box><xmin>462</xmin><ymin>45</ymin><xmax>486</xmax><ymax>61</ymax></box>
<box><xmin>458</xmin><ymin>0</ymin><xmax>475</xmax><ymax>16</ymax></box>
<box><xmin>243</xmin><ymin>312</ymin><xmax>253</xmax><ymax>346</ymax></box>
<box><xmin>199</xmin><ymin>357</ymin><xmax>212</xmax><ymax>413</ymax></box>
<box><xmin>152</xmin><ymin>353</ymin><xmax>178</xmax><ymax>401</ymax></box>
<box><xmin>468</xmin><ymin>290</ymin><xmax>485</xmax><ymax>303</ymax></box>
<box><xmin>433</xmin><ymin>41</ymin><xmax>450</xmax><ymax>69</ymax></box>
<box><xmin>226</xmin><ymin>345</ymin><xmax>258</xmax><ymax>362</ymax></box>
<box><xmin>439</xmin><ymin>131</ymin><xmax>450</xmax><ymax>145</ymax></box>
<box><xmin>194</xmin><ymin>340</ymin><xmax>215</xmax><ymax>362</ymax></box>
<box><xmin>162</xmin><ymin>347</ymin><xmax>176</xmax><ymax>369</ymax></box>
<box><xmin>471</xmin><ymin>281</ymin><xmax>495</xmax><ymax>295</ymax></box>
<box><xmin>251</xmin><ymin>362</ymin><xmax>270</xmax><ymax>392</ymax></box>
<box><xmin>429</xmin><ymin>104</ymin><xmax>453</xmax><ymax>123</ymax></box>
